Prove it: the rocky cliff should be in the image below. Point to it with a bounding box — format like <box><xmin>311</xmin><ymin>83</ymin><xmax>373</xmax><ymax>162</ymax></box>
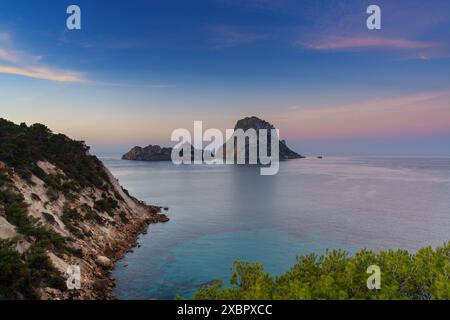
<box><xmin>232</xmin><ymin>116</ymin><xmax>304</xmax><ymax>160</ymax></box>
<box><xmin>0</xmin><ymin>119</ymin><xmax>168</xmax><ymax>300</ymax></box>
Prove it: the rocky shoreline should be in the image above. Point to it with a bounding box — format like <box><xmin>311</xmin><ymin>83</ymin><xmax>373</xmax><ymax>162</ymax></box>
<box><xmin>37</xmin><ymin>174</ymin><xmax>170</xmax><ymax>300</ymax></box>
<box><xmin>63</xmin><ymin>168</ymin><xmax>171</xmax><ymax>300</ymax></box>
<box><xmin>0</xmin><ymin>118</ymin><xmax>172</xmax><ymax>300</ymax></box>
<box><xmin>89</xmin><ymin>203</ymin><xmax>169</xmax><ymax>300</ymax></box>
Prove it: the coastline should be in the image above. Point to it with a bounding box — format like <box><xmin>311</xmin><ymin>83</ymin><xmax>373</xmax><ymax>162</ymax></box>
<box><xmin>63</xmin><ymin>166</ymin><xmax>170</xmax><ymax>300</ymax></box>
<box><xmin>98</xmin><ymin>202</ymin><xmax>169</xmax><ymax>299</ymax></box>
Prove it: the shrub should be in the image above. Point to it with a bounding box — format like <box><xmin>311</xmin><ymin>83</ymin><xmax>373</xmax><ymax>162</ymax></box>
<box><xmin>195</xmin><ymin>242</ymin><xmax>450</xmax><ymax>300</ymax></box>
<box><xmin>0</xmin><ymin>171</ymin><xmax>10</xmax><ymax>184</ymax></box>
<box><xmin>31</xmin><ymin>193</ymin><xmax>41</xmax><ymax>201</ymax></box>
<box><xmin>0</xmin><ymin>239</ymin><xmax>30</xmax><ymax>299</ymax></box>
<box><xmin>0</xmin><ymin>118</ymin><xmax>112</xmax><ymax>192</ymax></box>
<box><xmin>25</xmin><ymin>245</ymin><xmax>66</xmax><ymax>291</ymax></box>
<box><xmin>119</xmin><ymin>212</ymin><xmax>129</xmax><ymax>224</ymax></box>
<box><xmin>94</xmin><ymin>196</ymin><xmax>118</xmax><ymax>215</ymax></box>
<box><xmin>46</xmin><ymin>186</ymin><xmax>59</xmax><ymax>201</ymax></box>
<box><xmin>85</xmin><ymin>211</ymin><xmax>105</xmax><ymax>225</ymax></box>
<box><xmin>42</xmin><ymin>212</ymin><xmax>56</xmax><ymax>225</ymax></box>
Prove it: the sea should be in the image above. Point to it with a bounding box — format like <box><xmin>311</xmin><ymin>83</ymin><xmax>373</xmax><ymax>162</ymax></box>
<box><xmin>96</xmin><ymin>154</ymin><xmax>450</xmax><ymax>299</ymax></box>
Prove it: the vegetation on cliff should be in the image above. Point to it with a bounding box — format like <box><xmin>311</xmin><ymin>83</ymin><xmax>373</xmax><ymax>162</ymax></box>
<box><xmin>195</xmin><ymin>243</ymin><xmax>449</xmax><ymax>300</ymax></box>
<box><xmin>0</xmin><ymin>238</ymin><xmax>66</xmax><ymax>299</ymax></box>
<box><xmin>0</xmin><ymin>118</ymin><xmax>168</xmax><ymax>299</ymax></box>
<box><xmin>0</xmin><ymin>118</ymin><xmax>110</xmax><ymax>193</ymax></box>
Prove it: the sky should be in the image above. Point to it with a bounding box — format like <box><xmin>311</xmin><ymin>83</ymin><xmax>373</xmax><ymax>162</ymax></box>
<box><xmin>0</xmin><ymin>0</ymin><xmax>450</xmax><ymax>155</ymax></box>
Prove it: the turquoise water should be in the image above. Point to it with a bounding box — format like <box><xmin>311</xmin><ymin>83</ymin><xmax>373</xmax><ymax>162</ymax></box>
<box><xmin>99</xmin><ymin>156</ymin><xmax>450</xmax><ymax>299</ymax></box>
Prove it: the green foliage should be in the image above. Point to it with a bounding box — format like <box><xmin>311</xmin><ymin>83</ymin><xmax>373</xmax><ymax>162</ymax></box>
<box><xmin>85</xmin><ymin>211</ymin><xmax>105</xmax><ymax>225</ymax></box>
<box><xmin>0</xmin><ymin>239</ymin><xmax>29</xmax><ymax>299</ymax></box>
<box><xmin>25</xmin><ymin>244</ymin><xmax>66</xmax><ymax>291</ymax></box>
<box><xmin>46</xmin><ymin>186</ymin><xmax>59</xmax><ymax>202</ymax></box>
<box><xmin>31</xmin><ymin>193</ymin><xmax>41</xmax><ymax>201</ymax></box>
<box><xmin>80</xmin><ymin>204</ymin><xmax>93</xmax><ymax>213</ymax></box>
<box><xmin>0</xmin><ymin>118</ymin><xmax>111</xmax><ymax>192</ymax></box>
<box><xmin>62</xmin><ymin>205</ymin><xmax>83</xmax><ymax>222</ymax></box>
<box><xmin>94</xmin><ymin>194</ymin><xmax>118</xmax><ymax>215</ymax></box>
<box><xmin>61</xmin><ymin>205</ymin><xmax>85</xmax><ymax>238</ymax></box>
<box><xmin>64</xmin><ymin>245</ymin><xmax>84</xmax><ymax>258</ymax></box>
<box><xmin>194</xmin><ymin>243</ymin><xmax>450</xmax><ymax>300</ymax></box>
<box><xmin>0</xmin><ymin>180</ymin><xmax>76</xmax><ymax>259</ymax></box>
<box><xmin>0</xmin><ymin>170</ymin><xmax>10</xmax><ymax>184</ymax></box>
<box><xmin>0</xmin><ymin>188</ymin><xmax>66</xmax><ymax>252</ymax></box>
<box><xmin>0</xmin><ymin>239</ymin><xmax>66</xmax><ymax>299</ymax></box>
<box><xmin>42</xmin><ymin>212</ymin><xmax>56</xmax><ymax>225</ymax></box>
<box><xmin>119</xmin><ymin>211</ymin><xmax>130</xmax><ymax>224</ymax></box>
<box><xmin>0</xmin><ymin>119</ymin><xmax>120</xmax><ymax>297</ymax></box>
<box><xmin>2</xmin><ymin>192</ymin><xmax>37</xmax><ymax>236</ymax></box>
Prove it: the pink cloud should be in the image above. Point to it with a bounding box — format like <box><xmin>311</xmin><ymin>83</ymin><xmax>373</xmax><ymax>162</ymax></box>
<box><xmin>0</xmin><ymin>65</ymin><xmax>85</xmax><ymax>83</ymax></box>
<box><xmin>0</xmin><ymin>48</ymin><xmax>19</xmax><ymax>63</ymax></box>
<box><xmin>0</xmin><ymin>31</ymin><xmax>85</xmax><ymax>83</ymax></box>
<box><xmin>300</xmin><ymin>36</ymin><xmax>438</xmax><ymax>51</ymax></box>
<box><xmin>272</xmin><ymin>90</ymin><xmax>450</xmax><ymax>139</ymax></box>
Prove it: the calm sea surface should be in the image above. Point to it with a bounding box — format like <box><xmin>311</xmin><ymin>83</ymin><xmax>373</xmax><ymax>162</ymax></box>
<box><xmin>97</xmin><ymin>155</ymin><xmax>450</xmax><ymax>299</ymax></box>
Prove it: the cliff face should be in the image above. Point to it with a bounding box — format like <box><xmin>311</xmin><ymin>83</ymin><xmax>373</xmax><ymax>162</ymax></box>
<box><xmin>0</xmin><ymin>119</ymin><xmax>168</xmax><ymax>300</ymax></box>
<box><xmin>232</xmin><ymin>116</ymin><xmax>304</xmax><ymax>160</ymax></box>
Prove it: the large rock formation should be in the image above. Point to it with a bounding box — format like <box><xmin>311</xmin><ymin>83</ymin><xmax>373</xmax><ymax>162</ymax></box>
<box><xmin>122</xmin><ymin>116</ymin><xmax>303</xmax><ymax>162</ymax></box>
<box><xmin>232</xmin><ymin>116</ymin><xmax>303</xmax><ymax>160</ymax></box>
<box><xmin>0</xmin><ymin>118</ymin><xmax>169</xmax><ymax>300</ymax></box>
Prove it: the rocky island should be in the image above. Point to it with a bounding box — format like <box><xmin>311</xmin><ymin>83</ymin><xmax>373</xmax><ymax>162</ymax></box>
<box><xmin>122</xmin><ymin>116</ymin><xmax>304</xmax><ymax>161</ymax></box>
<box><xmin>122</xmin><ymin>145</ymin><xmax>173</xmax><ymax>161</ymax></box>
<box><xmin>232</xmin><ymin>116</ymin><xmax>304</xmax><ymax>160</ymax></box>
<box><xmin>0</xmin><ymin>118</ymin><xmax>169</xmax><ymax>300</ymax></box>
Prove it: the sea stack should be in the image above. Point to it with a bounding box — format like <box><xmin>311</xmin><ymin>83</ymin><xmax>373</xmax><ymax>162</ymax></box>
<box><xmin>232</xmin><ymin>116</ymin><xmax>304</xmax><ymax>160</ymax></box>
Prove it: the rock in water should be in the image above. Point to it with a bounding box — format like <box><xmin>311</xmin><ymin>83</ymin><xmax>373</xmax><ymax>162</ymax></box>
<box><xmin>122</xmin><ymin>145</ymin><xmax>173</xmax><ymax>161</ymax></box>
<box><xmin>228</xmin><ymin>116</ymin><xmax>304</xmax><ymax>160</ymax></box>
<box><xmin>122</xmin><ymin>143</ymin><xmax>202</xmax><ymax>161</ymax></box>
<box><xmin>122</xmin><ymin>116</ymin><xmax>303</xmax><ymax>162</ymax></box>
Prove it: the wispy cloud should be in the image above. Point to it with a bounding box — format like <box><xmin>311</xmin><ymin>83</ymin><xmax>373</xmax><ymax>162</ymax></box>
<box><xmin>145</xmin><ymin>83</ymin><xmax>176</xmax><ymax>88</ymax></box>
<box><xmin>0</xmin><ymin>48</ymin><xmax>20</xmax><ymax>63</ymax></box>
<box><xmin>0</xmin><ymin>65</ymin><xmax>85</xmax><ymax>83</ymax></box>
<box><xmin>291</xmin><ymin>1</ymin><xmax>450</xmax><ymax>60</ymax></box>
<box><xmin>90</xmin><ymin>81</ymin><xmax>176</xmax><ymax>89</ymax></box>
<box><xmin>300</xmin><ymin>36</ymin><xmax>438</xmax><ymax>51</ymax></box>
<box><xmin>273</xmin><ymin>90</ymin><xmax>450</xmax><ymax>139</ymax></box>
<box><xmin>209</xmin><ymin>25</ymin><xmax>267</xmax><ymax>48</ymax></box>
<box><xmin>0</xmin><ymin>30</ymin><xmax>85</xmax><ymax>83</ymax></box>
